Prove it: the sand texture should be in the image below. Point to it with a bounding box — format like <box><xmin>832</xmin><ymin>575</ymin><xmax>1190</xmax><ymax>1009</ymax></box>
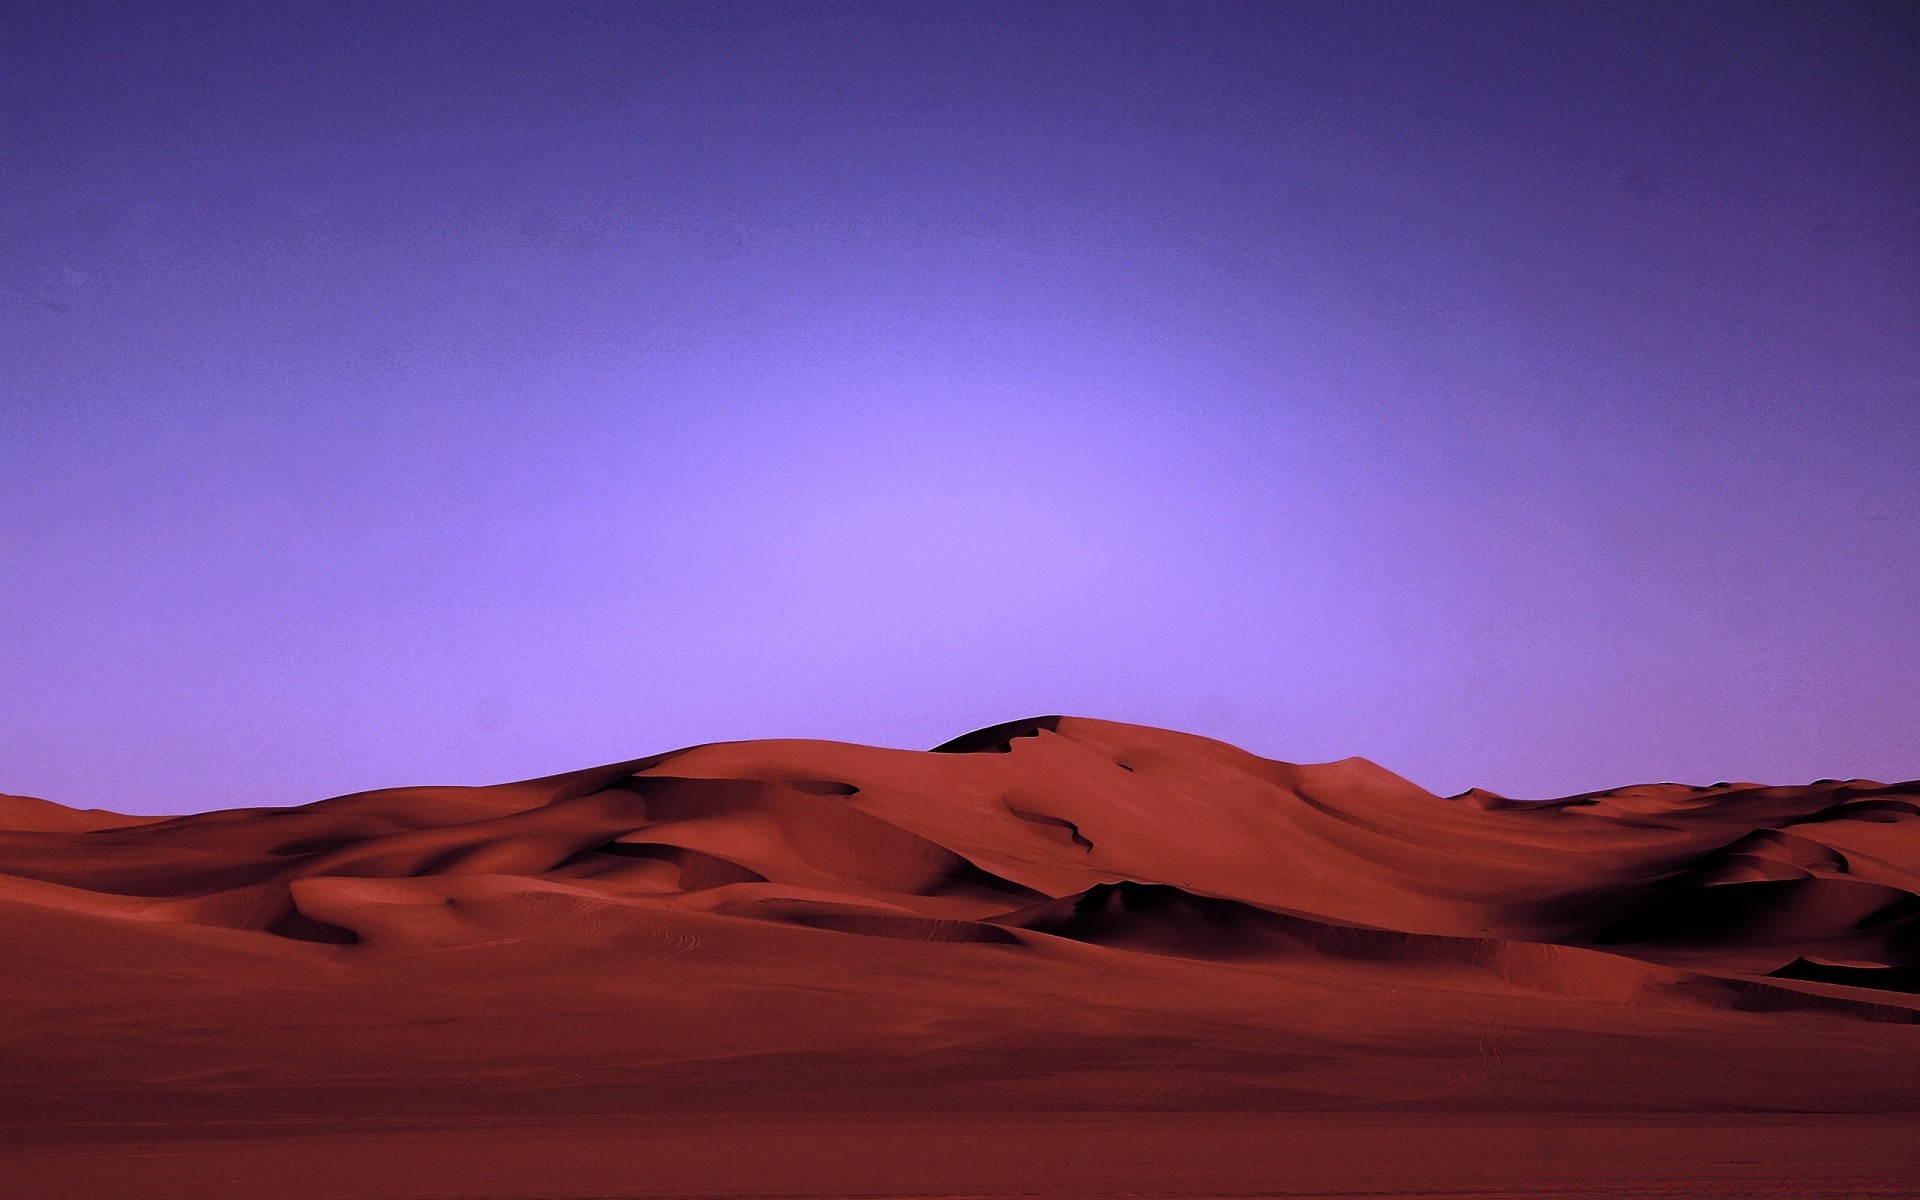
<box><xmin>2</xmin><ymin>716</ymin><xmax>1917</xmax><ymax>1198</ymax></box>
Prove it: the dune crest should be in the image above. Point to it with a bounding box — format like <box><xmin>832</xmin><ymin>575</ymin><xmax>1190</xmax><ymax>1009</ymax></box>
<box><xmin>2</xmin><ymin>715</ymin><xmax>1918</xmax><ymax>1136</ymax></box>
<box><xmin>3</xmin><ymin>716</ymin><xmax>1917</xmax><ymax>987</ymax></box>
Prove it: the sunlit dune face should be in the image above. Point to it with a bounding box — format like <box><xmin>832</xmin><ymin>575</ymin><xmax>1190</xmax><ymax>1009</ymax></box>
<box><xmin>1</xmin><ymin>715</ymin><xmax>1918</xmax><ymax>1158</ymax></box>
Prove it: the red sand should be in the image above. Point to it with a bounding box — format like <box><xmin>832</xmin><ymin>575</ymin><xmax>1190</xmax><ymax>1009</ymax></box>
<box><xmin>2</xmin><ymin>716</ymin><xmax>1917</xmax><ymax>1198</ymax></box>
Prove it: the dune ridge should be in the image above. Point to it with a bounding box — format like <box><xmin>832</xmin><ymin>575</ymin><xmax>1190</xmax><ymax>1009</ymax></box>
<box><xmin>6</xmin><ymin>716</ymin><xmax>1911</xmax><ymax>983</ymax></box>
<box><xmin>2</xmin><ymin>715</ymin><xmax>1918</xmax><ymax>1137</ymax></box>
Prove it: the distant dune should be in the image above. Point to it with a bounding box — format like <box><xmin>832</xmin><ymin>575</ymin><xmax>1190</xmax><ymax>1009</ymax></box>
<box><xmin>3</xmin><ymin>716</ymin><xmax>1918</xmax><ymax>1198</ymax></box>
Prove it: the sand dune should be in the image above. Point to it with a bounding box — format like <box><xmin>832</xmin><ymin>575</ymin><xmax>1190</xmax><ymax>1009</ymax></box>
<box><xmin>2</xmin><ymin>716</ymin><xmax>1918</xmax><ymax>1197</ymax></box>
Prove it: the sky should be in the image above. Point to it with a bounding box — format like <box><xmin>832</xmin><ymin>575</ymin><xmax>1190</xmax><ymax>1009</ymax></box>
<box><xmin>2</xmin><ymin>1</ymin><xmax>1916</xmax><ymax>814</ymax></box>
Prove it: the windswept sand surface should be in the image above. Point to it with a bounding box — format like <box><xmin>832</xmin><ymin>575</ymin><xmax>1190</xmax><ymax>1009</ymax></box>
<box><xmin>2</xmin><ymin>716</ymin><xmax>1918</xmax><ymax>1198</ymax></box>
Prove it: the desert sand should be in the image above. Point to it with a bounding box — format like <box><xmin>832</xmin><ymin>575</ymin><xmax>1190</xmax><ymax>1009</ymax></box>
<box><xmin>1</xmin><ymin>715</ymin><xmax>1916</xmax><ymax>1198</ymax></box>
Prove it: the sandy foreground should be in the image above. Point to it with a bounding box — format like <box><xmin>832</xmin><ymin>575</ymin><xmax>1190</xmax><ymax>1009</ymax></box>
<box><xmin>6</xmin><ymin>1113</ymin><xmax>1918</xmax><ymax>1199</ymax></box>
<box><xmin>3</xmin><ymin>716</ymin><xmax>1916</xmax><ymax>1198</ymax></box>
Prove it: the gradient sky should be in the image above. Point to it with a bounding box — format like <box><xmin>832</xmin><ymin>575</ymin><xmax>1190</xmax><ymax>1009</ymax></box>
<box><xmin>3</xmin><ymin>1</ymin><xmax>1916</xmax><ymax>814</ymax></box>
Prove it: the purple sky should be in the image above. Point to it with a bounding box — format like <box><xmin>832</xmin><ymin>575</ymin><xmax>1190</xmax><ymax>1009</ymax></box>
<box><xmin>3</xmin><ymin>2</ymin><xmax>1916</xmax><ymax>814</ymax></box>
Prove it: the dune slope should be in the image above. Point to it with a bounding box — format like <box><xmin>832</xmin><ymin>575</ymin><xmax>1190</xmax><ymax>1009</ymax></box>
<box><xmin>2</xmin><ymin>717</ymin><xmax>1918</xmax><ymax>1196</ymax></box>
